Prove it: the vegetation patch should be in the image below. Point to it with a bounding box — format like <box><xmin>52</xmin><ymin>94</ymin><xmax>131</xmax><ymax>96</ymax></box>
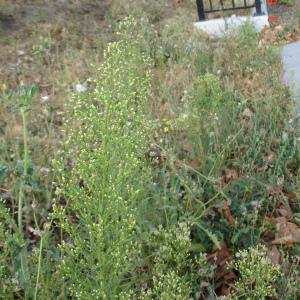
<box><xmin>0</xmin><ymin>0</ymin><xmax>299</xmax><ymax>299</ymax></box>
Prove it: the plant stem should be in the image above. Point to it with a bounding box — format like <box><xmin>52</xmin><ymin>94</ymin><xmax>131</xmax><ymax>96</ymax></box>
<box><xmin>18</xmin><ymin>107</ymin><xmax>30</xmax><ymax>290</ymax></box>
<box><xmin>18</xmin><ymin>108</ymin><xmax>29</xmax><ymax>231</ymax></box>
<box><xmin>34</xmin><ymin>236</ymin><xmax>43</xmax><ymax>300</ymax></box>
<box><xmin>22</xmin><ymin>107</ymin><xmax>29</xmax><ymax>180</ymax></box>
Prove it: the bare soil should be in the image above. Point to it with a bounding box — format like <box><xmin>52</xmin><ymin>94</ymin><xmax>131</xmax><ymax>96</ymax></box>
<box><xmin>0</xmin><ymin>0</ymin><xmax>110</xmax><ymax>30</ymax></box>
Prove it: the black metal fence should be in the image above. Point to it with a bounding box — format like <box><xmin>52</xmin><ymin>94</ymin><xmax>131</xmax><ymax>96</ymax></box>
<box><xmin>196</xmin><ymin>0</ymin><xmax>263</xmax><ymax>20</ymax></box>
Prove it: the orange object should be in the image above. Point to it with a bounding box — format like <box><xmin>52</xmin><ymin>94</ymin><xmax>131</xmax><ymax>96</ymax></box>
<box><xmin>268</xmin><ymin>15</ymin><xmax>279</xmax><ymax>23</ymax></box>
<box><xmin>267</xmin><ymin>0</ymin><xmax>278</xmax><ymax>5</ymax></box>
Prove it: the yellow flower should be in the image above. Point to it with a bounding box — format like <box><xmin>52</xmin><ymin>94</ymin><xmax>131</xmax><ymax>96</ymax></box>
<box><xmin>163</xmin><ymin>118</ymin><xmax>171</xmax><ymax>126</ymax></box>
<box><xmin>1</xmin><ymin>83</ymin><xmax>8</xmax><ymax>91</ymax></box>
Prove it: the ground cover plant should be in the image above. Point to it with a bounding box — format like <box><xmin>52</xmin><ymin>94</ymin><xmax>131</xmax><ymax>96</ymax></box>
<box><xmin>0</xmin><ymin>0</ymin><xmax>300</xmax><ymax>299</ymax></box>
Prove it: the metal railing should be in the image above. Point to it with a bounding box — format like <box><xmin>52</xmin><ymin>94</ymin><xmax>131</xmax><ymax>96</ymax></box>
<box><xmin>196</xmin><ymin>0</ymin><xmax>263</xmax><ymax>20</ymax></box>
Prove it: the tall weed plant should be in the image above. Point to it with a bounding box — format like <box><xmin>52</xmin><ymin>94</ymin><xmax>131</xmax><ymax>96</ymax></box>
<box><xmin>53</xmin><ymin>17</ymin><xmax>152</xmax><ymax>299</ymax></box>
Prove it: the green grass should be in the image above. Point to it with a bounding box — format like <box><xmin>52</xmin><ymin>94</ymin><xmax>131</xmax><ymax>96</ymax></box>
<box><xmin>0</xmin><ymin>0</ymin><xmax>300</xmax><ymax>299</ymax></box>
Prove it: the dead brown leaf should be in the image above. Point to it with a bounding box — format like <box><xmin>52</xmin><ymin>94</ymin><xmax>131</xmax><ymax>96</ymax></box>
<box><xmin>207</xmin><ymin>244</ymin><xmax>236</xmax><ymax>296</ymax></box>
<box><xmin>267</xmin><ymin>185</ymin><xmax>282</xmax><ymax>203</ymax></box>
<box><xmin>161</xmin><ymin>100</ymin><xmax>170</xmax><ymax>113</ymax></box>
<box><xmin>272</xmin><ymin>217</ymin><xmax>300</xmax><ymax>245</ymax></box>
<box><xmin>242</xmin><ymin>107</ymin><xmax>253</xmax><ymax>119</ymax></box>
<box><xmin>238</xmin><ymin>144</ymin><xmax>247</xmax><ymax>154</ymax></box>
<box><xmin>222</xmin><ymin>200</ymin><xmax>235</xmax><ymax>226</ymax></box>
<box><xmin>222</xmin><ymin>168</ymin><xmax>238</xmax><ymax>185</ymax></box>
<box><xmin>207</xmin><ymin>244</ymin><xmax>232</xmax><ymax>269</ymax></box>
<box><xmin>262</xmin><ymin>25</ymin><xmax>270</xmax><ymax>35</ymax></box>
<box><xmin>274</xmin><ymin>25</ymin><xmax>283</xmax><ymax>34</ymax></box>
<box><xmin>219</xmin><ymin>284</ymin><xmax>232</xmax><ymax>296</ymax></box>
<box><xmin>264</xmin><ymin>149</ymin><xmax>276</xmax><ymax>163</ymax></box>
<box><xmin>283</xmin><ymin>190</ymin><xmax>298</xmax><ymax>202</ymax></box>
<box><xmin>267</xmin><ymin>245</ymin><xmax>281</xmax><ymax>266</ymax></box>
<box><xmin>286</xmin><ymin>33</ymin><xmax>298</xmax><ymax>43</ymax></box>
<box><xmin>277</xmin><ymin>205</ymin><xmax>292</xmax><ymax>219</ymax></box>
<box><xmin>271</xmin><ymin>138</ymin><xmax>280</xmax><ymax>147</ymax></box>
<box><xmin>183</xmin><ymin>144</ymin><xmax>193</xmax><ymax>154</ymax></box>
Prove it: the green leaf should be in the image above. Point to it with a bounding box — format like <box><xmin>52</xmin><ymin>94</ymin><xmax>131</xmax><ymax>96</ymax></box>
<box><xmin>0</xmin><ymin>164</ymin><xmax>7</xmax><ymax>184</ymax></box>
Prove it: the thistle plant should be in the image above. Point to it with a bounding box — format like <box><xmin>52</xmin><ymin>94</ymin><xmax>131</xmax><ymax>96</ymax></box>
<box><xmin>53</xmin><ymin>17</ymin><xmax>152</xmax><ymax>299</ymax></box>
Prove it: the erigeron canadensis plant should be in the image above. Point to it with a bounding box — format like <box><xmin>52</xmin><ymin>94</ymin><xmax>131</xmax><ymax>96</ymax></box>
<box><xmin>138</xmin><ymin>223</ymin><xmax>214</xmax><ymax>299</ymax></box>
<box><xmin>141</xmin><ymin>270</ymin><xmax>191</xmax><ymax>300</ymax></box>
<box><xmin>152</xmin><ymin>223</ymin><xmax>191</xmax><ymax>271</ymax></box>
<box><xmin>228</xmin><ymin>245</ymin><xmax>282</xmax><ymax>300</ymax></box>
<box><xmin>52</xmin><ymin>16</ymin><xmax>152</xmax><ymax>299</ymax></box>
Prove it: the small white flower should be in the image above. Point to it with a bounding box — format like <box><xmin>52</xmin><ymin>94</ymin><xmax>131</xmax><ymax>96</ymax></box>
<box><xmin>246</xmin><ymin>66</ymin><xmax>253</xmax><ymax>73</ymax></box>
<box><xmin>182</xmin><ymin>113</ymin><xmax>188</xmax><ymax>119</ymax></box>
<box><xmin>75</xmin><ymin>83</ymin><xmax>87</xmax><ymax>93</ymax></box>
<box><xmin>17</xmin><ymin>50</ymin><xmax>25</xmax><ymax>56</ymax></box>
<box><xmin>41</xmin><ymin>95</ymin><xmax>49</xmax><ymax>102</ymax></box>
<box><xmin>251</xmin><ymin>201</ymin><xmax>259</xmax><ymax>207</ymax></box>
